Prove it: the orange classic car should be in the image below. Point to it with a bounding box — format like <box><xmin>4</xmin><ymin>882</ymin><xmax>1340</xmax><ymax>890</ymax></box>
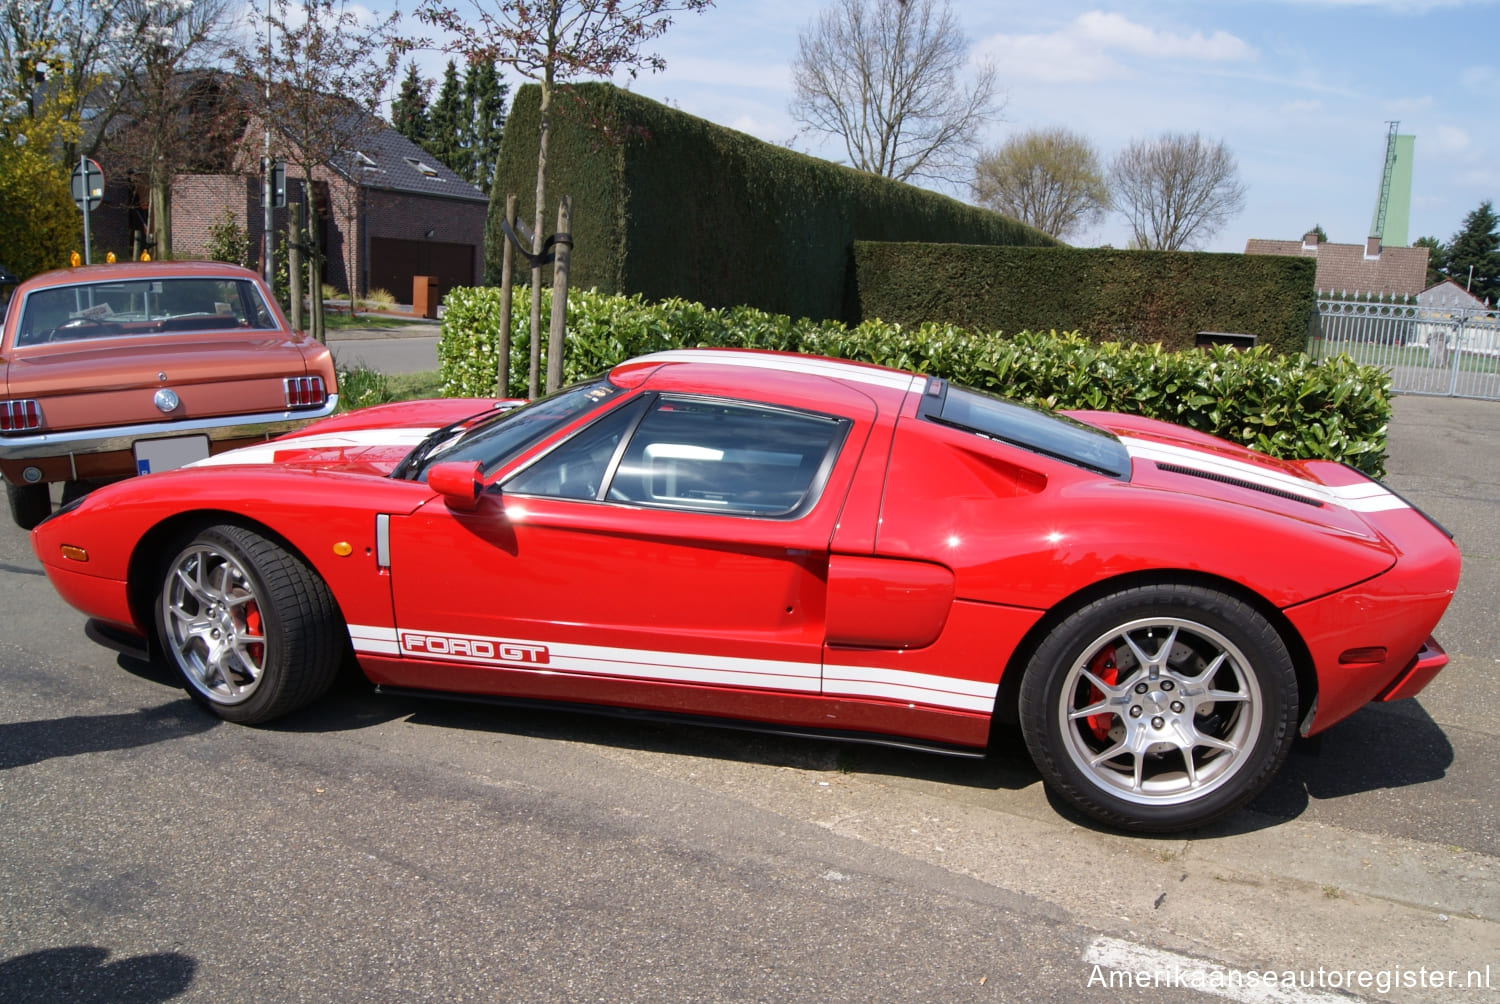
<box><xmin>0</xmin><ymin>261</ymin><xmax>338</xmax><ymax>529</ymax></box>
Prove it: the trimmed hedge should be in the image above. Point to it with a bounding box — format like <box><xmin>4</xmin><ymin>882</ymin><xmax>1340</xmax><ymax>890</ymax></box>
<box><xmin>487</xmin><ymin>83</ymin><xmax>1058</xmax><ymax>323</ymax></box>
<box><xmin>439</xmin><ymin>286</ymin><xmax>1392</xmax><ymax>476</ymax></box>
<box><xmin>851</xmin><ymin>243</ymin><xmax>1319</xmax><ymax>354</ymax></box>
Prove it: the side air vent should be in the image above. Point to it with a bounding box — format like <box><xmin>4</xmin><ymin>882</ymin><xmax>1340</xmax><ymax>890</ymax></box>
<box><xmin>1154</xmin><ymin>461</ymin><xmax>1325</xmax><ymax>508</ymax></box>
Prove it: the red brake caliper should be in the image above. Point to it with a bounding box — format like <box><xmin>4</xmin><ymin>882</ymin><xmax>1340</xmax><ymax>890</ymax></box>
<box><xmin>245</xmin><ymin>603</ymin><xmax>264</xmax><ymax>664</ymax></box>
<box><xmin>1086</xmin><ymin>647</ymin><xmax>1118</xmax><ymax>742</ymax></box>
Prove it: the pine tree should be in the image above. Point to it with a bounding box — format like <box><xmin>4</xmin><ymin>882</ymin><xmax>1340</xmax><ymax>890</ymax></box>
<box><xmin>424</xmin><ymin>60</ymin><xmax>469</xmax><ymax>180</ymax></box>
<box><xmin>1444</xmin><ymin>200</ymin><xmax>1500</xmax><ymax>305</ymax></box>
<box><xmin>463</xmin><ymin>60</ymin><xmax>508</xmax><ymax>191</ymax></box>
<box><xmin>391</xmin><ymin>61</ymin><xmax>432</xmax><ymax>145</ymax></box>
<box><xmin>1413</xmin><ymin>235</ymin><xmax>1447</xmax><ymax>290</ymax></box>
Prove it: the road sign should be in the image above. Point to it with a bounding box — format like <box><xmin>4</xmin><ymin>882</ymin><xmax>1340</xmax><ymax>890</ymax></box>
<box><xmin>70</xmin><ymin>158</ymin><xmax>103</xmax><ymax>211</ymax></box>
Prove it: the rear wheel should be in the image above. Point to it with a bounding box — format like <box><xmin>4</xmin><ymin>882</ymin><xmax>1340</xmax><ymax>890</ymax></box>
<box><xmin>7</xmin><ymin>481</ymin><xmax>51</xmax><ymax>530</ymax></box>
<box><xmin>155</xmin><ymin>524</ymin><xmax>344</xmax><ymax>724</ymax></box>
<box><xmin>1018</xmin><ymin>583</ymin><xmax>1298</xmax><ymax>832</ymax></box>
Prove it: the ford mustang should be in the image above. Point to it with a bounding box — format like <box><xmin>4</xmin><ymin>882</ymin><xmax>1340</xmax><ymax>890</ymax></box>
<box><xmin>30</xmin><ymin>349</ymin><xmax>1460</xmax><ymax>832</ymax></box>
<box><xmin>1</xmin><ymin>261</ymin><xmax>338</xmax><ymax>530</ymax></box>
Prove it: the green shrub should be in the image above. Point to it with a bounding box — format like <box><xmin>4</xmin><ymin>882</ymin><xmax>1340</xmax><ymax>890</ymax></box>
<box><xmin>851</xmin><ymin>243</ymin><xmax>1319</xmax><ymax>354</ymax></box>
<box><xmin>438</xmin><ymin>287</ymin><xmax>1392</xmax><ymax>475</ymax></box>
<box><xmin>489</xmin><ymin>83</ymin><xmax>1057</xmax><ymax>323</ymax></box>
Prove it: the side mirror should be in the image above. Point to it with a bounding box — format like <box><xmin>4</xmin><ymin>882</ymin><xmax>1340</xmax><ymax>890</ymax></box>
<box><xmin>427</xmin><ymin>460</ymin><xmax>486</xmax><ymax>512</ymax></box>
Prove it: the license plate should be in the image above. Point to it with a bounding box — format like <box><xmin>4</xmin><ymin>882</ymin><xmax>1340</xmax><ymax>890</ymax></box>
<box><xmin>134</xmin><ymin>435</ymin><xmax>210</xmax><ymax>474</ymax></box>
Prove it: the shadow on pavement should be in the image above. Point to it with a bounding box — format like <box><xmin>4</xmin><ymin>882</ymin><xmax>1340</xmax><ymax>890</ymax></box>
<box><xmin>1247</xmin><ymin>699</ymin><xmax>1453</xmax><ymax>821</ymax></box>
<box><xmin>0</xmin><ymin>701</ymin><xmax>217</xmax><ymax>770</ymax></box>
<box><xmin>0</xmin><ymin>945</ymin><xmax>196</xmax><ymax>1004</ymax></box>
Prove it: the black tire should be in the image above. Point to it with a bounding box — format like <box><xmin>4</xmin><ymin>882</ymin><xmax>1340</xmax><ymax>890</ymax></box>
<box><xmin>1018</xmin><ymin>583</ymin><xmax>1298</xmax><ymax>833</ymax></box>
<box><xmin>154</xmin><ymin>524</ymin><xmax>344</xmax><ymax>724</ymax></box>
<box><xmin>7</xmin><ymin>481</ymin><xmax>51</xmax><ymax>530</ymax></box>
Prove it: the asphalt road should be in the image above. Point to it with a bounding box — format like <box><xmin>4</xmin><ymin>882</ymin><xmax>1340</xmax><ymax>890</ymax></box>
<box><xmin>0</xmin><ymin>394</ymin><xmax>1496</xmax><ymax>1002</ymax></box>
<box><xmin>327</xmin><ymin>322</ymin><xmax>441</xmax><ymax>376</ymax></box>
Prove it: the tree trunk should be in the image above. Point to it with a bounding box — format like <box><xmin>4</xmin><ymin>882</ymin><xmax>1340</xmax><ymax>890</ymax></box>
<box><xmin>529</xmin><ymin>73</ymin><xmax>552</xmax><ymax>399</ymax></box>
<box><xmin>149</xmin><ymin>169</ymin><xmax>172</xmax><ymax>260</ymax></box>
<box><xmin>546</xmin><ymin>196</ymin><xmax>572</xmax><ymax>393</ymax></box>
<box><xmin>498</xmin><ymin>194</ymin><xmax>516</xmax><ymax>398</ymax></box>
<box><xmin>289</xmin><ymin>200</ymin><xmax>304</xmax><ymax>332</ymax></box>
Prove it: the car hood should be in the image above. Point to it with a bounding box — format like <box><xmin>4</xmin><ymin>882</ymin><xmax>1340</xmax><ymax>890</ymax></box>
<box><xmin>188</xmin><ymin>397</ymin><xmax>515</xmax><ymax>477</ymax></box>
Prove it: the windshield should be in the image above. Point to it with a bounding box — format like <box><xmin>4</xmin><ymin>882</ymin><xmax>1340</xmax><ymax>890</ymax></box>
<box><xmin>412</xmin><ymin>377</ymin><xmax>624</xmax><ymax>479</ymax></box>
<box><xmin>923</xmin><ymin>382</ymin><xmax>1132</xmax><ymax>479</ymax></box>
<box><xmin>16</xmin><ymin>277</ymin><xmax>278</xmax><ymax>346</ymax></box>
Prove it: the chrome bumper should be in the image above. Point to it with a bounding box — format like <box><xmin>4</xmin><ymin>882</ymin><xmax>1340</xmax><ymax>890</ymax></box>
<box><xmin>0</xmin><ymin>397</ymin><xmax>339</xmax><ymax>461</ymax></box>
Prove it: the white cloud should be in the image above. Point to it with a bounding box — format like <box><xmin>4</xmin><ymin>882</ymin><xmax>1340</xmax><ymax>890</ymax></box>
<box><xmin>976</xmin><ymin>11</ymin><xmax>1255</xmax><ymax>85</ymax></box>
<box><xmin>1434</xmin><ymin>125</ymin><xmax>1471</xmax><ymax>154</ymax></box>
<box><xmin>1074</xmin><ymin>12</ymin><xmax>1256</xmax><ymax>62</ymax></box>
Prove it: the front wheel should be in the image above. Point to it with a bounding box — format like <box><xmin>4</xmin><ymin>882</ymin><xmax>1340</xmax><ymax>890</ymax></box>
<box><xmin>1018</xmin><ymin>584</ymin><xmax>1298</xmax><ymax>833</ymax></box>
<box><xmin>155</xmin><ymin>524</ymin><xmax>344</xmax><ymax>724</ymax></box>
<box><xmin>7</xmin><ymin>481</ymin><xmax>51</xmax><ymax>530</ymax></box>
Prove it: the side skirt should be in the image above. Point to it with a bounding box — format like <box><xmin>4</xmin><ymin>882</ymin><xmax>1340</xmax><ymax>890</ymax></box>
<box><xmin>374</xmin><ymin>685</ymin><xmax>990</xmax><ymax>760</ymax></box>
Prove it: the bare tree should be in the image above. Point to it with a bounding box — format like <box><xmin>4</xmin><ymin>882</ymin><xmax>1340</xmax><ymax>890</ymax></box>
<box><xmin>416</xmin><ymin>0</ymin><xmax>713</xmax><ymax>394</ymax></box>
<box><xmin>971</xmin><ymin>127</ymin><xmax>1109</xmax><ymax>240</ymax></box>
<box><xmin>1109</xmin><ymin>132</ymin><xmax>1246</xmax><ymax>251</ymax></box>
<box><xmin>789</xmin><ymin>0</ymin><xmax>999</xmax><ymax>185</ymax></box>
<box><xmin>238</xmin><ymin>0</ymin><xmax>400</xmax><ymax>340</ymax></box>
<box><xmin>112</xmin><ymin>0</ymin><xmax>237</xmax><ymax>258</ymax></box>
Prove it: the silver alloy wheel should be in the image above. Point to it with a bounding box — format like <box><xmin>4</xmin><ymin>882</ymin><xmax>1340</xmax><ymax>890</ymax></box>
<box><xmin>1057</xmin><ymin>616</ymin><xmax>1263</xmax><ymax>806</ymax></box>
<box><xmin>161</xmin><ymin>541</ymin><xmax>268</xmax><ymax>706</ymax></box>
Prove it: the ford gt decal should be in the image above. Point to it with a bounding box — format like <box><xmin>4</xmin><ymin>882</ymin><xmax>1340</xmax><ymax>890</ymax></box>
<box><xmin>349</xmin><ymin>624</ymin><xmax>998</xmax><ymax>713</ymax></box>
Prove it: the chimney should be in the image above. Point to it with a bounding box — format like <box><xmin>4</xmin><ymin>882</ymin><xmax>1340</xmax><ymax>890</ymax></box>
<box><xmin>1302</xmin><ymin>230</ymin><xmax>1320</xmax><ymax>250</ymax></box>
<box><xmin>1364</xmin><ymin>235</ymin><xmax>1381</xmax><ymax>259</ymax></box>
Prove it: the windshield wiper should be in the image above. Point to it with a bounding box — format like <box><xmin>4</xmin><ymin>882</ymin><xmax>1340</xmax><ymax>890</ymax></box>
<box><xmin>390</xmin><ymin>407</ymin><xmax>506</xmax><ymax>481</ymax></box>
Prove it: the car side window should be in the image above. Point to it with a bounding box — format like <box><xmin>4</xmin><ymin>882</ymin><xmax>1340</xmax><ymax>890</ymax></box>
<box><xmin>606</xmin><ymin>397</ymin><xmax>849</xmax><ymax>517</ymax></box>
<box><xmin>504</xmin><ymin>397</ymin><xmax>649</xmax><ymax>500</ymax></box>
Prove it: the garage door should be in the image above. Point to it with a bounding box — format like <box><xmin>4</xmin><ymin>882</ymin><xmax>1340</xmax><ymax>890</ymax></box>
<box><xmin>369</xmin><ymin>238</ymin><xmax>477</xmax><ymax>305</ymax></box>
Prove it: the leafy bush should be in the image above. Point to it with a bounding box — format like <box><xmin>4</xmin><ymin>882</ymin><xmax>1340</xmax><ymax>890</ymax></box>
<box><xmin>439</xmin><ymin>287</ymin><xmax>1392</xmax><ymax>475</ymax></box>
<box><xmin>204</xmin><ymin>209</ymin><xmax>254</xmax><ymax>269</ymax></box>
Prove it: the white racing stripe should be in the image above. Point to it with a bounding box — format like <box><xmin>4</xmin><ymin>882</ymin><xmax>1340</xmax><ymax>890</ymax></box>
<box><xmin>1123</xmin><ymin>437</ymin><xmax>1409</xmax><ymax>513</ymax></box>
<box><xmin>348</xmin><ymin>624</ymin><xmax>994</xmax><ymax>713</ymax></box>
<box><xmin>1083</xmin><ymin>937</ymin><xmax>1368</xmax><ymax>1003</ymax></box>
<box><xmin>636</xmin><ymin>348</ymin><xmax>925</xmax><ymax>393</ymax></box>
<box><xmin>189</xmin><ymin>427</ymin><xmax>437</xmax><ymax>467</ymax></box>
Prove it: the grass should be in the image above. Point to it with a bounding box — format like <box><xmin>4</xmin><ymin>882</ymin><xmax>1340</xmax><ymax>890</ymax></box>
<box><xmin>336</xmin><ymin>365</ymin><xmax>444</xmax><ymax>411</ymax></box>
<box><xmin>321</xmin><ymin>311</ymin><xmax>435</xmax><ymax>331</ymax></box>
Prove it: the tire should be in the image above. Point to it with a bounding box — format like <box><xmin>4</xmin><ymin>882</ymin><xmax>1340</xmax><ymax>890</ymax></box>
<box><xmin>7</xmin><ymin>481</ymin><xmax>51</xmax><ymax>530</ymax></box>
<box><xmin>155</xmin><ymin>524</ymin><xmax>344</xmax><ymax>724</ymax></box>
<box><xmin>1018</xmin><ymin>583</ymin><xmax>1298</xmax><ymax>833</ymax></box>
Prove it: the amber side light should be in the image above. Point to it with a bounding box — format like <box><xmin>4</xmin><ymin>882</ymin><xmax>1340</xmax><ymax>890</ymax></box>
<box><xmin>60</xmin><ymin>545</ymin><xmax>89</xmax><ymax>562</ymax></box>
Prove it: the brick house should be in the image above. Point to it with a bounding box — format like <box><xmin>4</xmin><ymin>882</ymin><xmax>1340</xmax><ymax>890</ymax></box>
<box><xmin>1244</xmin><ymin>231</ymin><xmax>1429</xmax><ymax>299</ymax></box>
<box><xmin>93</xmin><ymin>73</ymin><xmax>489</xmax><ymax>305</ymax></box>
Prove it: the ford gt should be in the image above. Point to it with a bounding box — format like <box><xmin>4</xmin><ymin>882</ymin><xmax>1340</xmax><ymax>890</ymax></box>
<box><xmin>30</xmin><ymin>349</ymin><xmax>1460</xmax><ymax>832</ymax></box>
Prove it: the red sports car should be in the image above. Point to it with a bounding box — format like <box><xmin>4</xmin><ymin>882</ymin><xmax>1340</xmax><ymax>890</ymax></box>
<box><xmin>30</xmin><ymin>349</ymin><xmax>1459</xmax><ymax>832</ymax></box>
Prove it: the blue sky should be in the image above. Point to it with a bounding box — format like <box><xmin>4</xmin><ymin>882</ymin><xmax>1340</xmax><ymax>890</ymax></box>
<box><xmin>387</xmin><ymin>0</ymin><xmax>1499</xmax><ymax>253</ymax></box>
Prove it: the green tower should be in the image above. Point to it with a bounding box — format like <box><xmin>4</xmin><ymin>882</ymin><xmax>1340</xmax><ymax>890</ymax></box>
<box><xmin>1370</xmin><ymin>123</ymin><xmax>1414</xmax><ymax>248</ymax></box>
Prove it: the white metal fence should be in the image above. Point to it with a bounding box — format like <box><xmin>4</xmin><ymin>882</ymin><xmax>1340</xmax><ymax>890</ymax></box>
<box><xmin>1309</xmin><ymin>294</ymin><xmax>1500</xmax><ymax>400</ymax></box>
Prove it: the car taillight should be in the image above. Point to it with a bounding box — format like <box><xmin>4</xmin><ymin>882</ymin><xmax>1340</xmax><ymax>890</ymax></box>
<box><xmin>284</xmin><ymin>376</ymin><xmax>327</xmax><ymax>409</ymax></box>
<box><xmin>0</xmin><ymin>399</ymin><xmax>42</xmax><ymax>433</ymax></box>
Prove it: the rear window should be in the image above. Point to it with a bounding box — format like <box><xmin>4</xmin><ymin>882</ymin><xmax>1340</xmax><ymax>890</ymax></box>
<box><xmin>16</xmin><ymin>277</ymin><xmax>277</xmax><ymax>346</ymax></box>
<box><xmin>921</xmin><ymin>382</ymin><xmax>1131</xmax><ymax>479</ymax></box>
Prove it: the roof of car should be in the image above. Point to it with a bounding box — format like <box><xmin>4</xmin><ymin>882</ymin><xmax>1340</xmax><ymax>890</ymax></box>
<box><xmin>17</xmin><ymin>261</ymin><xmax>263</xmax><ymax>290</ymax></box>
<box><xmin>617</xmin><ymin>348</ymin><xmax>925</xmax><ymax>394</ymax></box>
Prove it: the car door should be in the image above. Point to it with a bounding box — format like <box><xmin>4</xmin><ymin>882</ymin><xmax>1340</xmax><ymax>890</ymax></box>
<box><xmin>384</xmin><ymin>383</ymin><xmax>877</xmax><ymax>721</ymax></box>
